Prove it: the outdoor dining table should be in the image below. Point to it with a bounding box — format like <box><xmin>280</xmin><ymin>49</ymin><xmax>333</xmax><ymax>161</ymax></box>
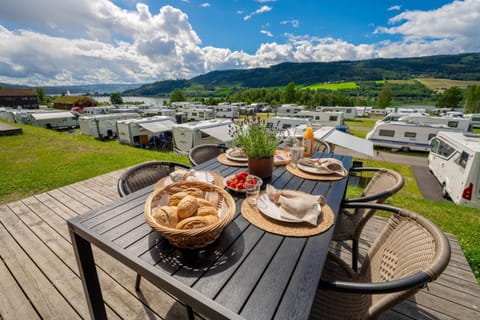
<box><xmin>67</xmin><ymin>152</ymin><xmax>352</xmax><ymax>320</ymax></box>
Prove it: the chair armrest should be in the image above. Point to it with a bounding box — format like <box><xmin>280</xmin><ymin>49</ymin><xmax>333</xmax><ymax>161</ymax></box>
<box><xmin>343</xmin><ymin>190</ymin><xmax>392</xmax><ymax>203</ymax></box>
<box><xmin>319</xmin><ymin>272</ymin><xmax>431</xmax><ymax>294</ymax></box>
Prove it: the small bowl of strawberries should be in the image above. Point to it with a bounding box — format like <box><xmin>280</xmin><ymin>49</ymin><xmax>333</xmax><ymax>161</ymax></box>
<box><xmin>224</xmin><ymin>171</ymin><xmax>262</xmax><ymax>193</ymax></box>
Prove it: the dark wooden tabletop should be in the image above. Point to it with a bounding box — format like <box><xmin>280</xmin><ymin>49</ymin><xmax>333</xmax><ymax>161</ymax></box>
<box><xmin>68</xmin><ymin>153</ymin><xmax>352</xmax><ymax>320</ymax></box>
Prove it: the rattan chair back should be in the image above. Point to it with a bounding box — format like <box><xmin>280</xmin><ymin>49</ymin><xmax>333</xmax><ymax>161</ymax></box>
<box><xmin>297</xmin><ymin>138</ymin><xmax>331</xmax><ymax>154</ymax></box>
<box><xmin>117</xmin><ymin>161</ymin><xmax>191</xmax><ymax>197</ymax></box>
<box><xmin>313</xmin><ymin>203</ymin><xmax>451</xmax><ymax>320</ymax></box>
<box><xmin>188</xmin><ymin>144</ymin><xmax>228</xmax><ymax>166</ymax></box>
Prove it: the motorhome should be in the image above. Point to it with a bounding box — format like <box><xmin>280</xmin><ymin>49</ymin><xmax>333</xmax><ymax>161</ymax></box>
<box><xmin>116</xmin><ymin>116</ymin><xmax>176</xmax><ymax>147</ymax></box>
<box><xmin>294</xmin><ymin>111</ymin><xmax>344</xmax><ymax>127</ymax></box>
<box><xmin>428</xmin><ymin>132</ymin><xmax>480</xmax><ymax>208</ymax></box>
<box><xmin>265</xmin><ymin>116</ymin><xmax>309</xmax><ymax>133</ymax></box>
<box><xmin>140</xmin><ymin>107</ymin><xmax>176</xmax><ymax>118</ymax></box>
<box><xmin>83</xmin><ymin>106</ymin><xmax>116</xmax><ymax>115</ymax></box>
<box><xmin>28</xmin><ymin>111</ymin><xmax>79</xmax><ymax>129</ymax></box>
<box><xmin>276</xmin><ymin>104</ymin><xmax>305</xmax><ymax>117</ymax></box>
<box><xmin>214</xmin><ymin>104</ymin><xmax>239</xmax><ymax>118</ymax></box>
<box><xmin>366</xmin><ymin>121</ymin><xmax>466</xmax><ymax>152</ymax></box>
<box><xmin>172</xmin><ymin>119</ymin><xmax>234</xmax><ymax>155</ymax></box>
<box><xmin>367</xmin><ymin>108</ymin><xmax>389</xmax><ymax>116</ymax></box>
<box><xmin>464</xmin><ymin>113</ymin><xmax>480</xmax><ymax>128</ymax></box>
<box><xmin>316</xmin><ymin>106</ymin><xmax>357</xmax><ymax>120</ymax></box>
<box><xmin>398</xmin><ymin>115</ymin><xmax>472</xmax><ymax>132</ymax></box>
<box><xmin>171</xmin><ymin>101</ymin><xmax>205</xmax><ymax>112</ymax></box>
<box><xmin>79</xmin><ymin>113</ymin><xmax>140</xmax><ymax>140</ymax></box>
<box><xmin>186</xmin><ymin>108</ymin><xmax>215</xmax><ymax>121</ymax></box>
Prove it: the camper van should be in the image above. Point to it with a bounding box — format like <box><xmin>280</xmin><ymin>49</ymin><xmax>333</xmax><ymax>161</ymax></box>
<box><xmin>83</xmin><ymin>106</ymin><xmax>115</xmax><ymax>115</ymax></box>
<box><xmin>214</xmin><ymin>104</ymin><xmax>239</xmax><ymax>118</ymax></box>
<box><xmin>295</xmin><ymin>111</ymin><xmax>344</xmax><ymax>127</ymax></box>
<box><xmin>79</xmin><ymin>113</ymin><xmax>140</xmax><ymax>140</ymax></box>
<box><xmin>428</xmin><ymin>132</ymin><xmax>480</xmax><ymax>208</ymax></box>
<box><xmin>172</xmin><ymin>119</ymin><xmax>233</xmax><ymax>155</ymax></box>
<box><xmin>140</xmin><ymin>107</ymin><xmax>176</xmax><ymax>118</ymax></box>
<box><xmin>186</xmin><ymin>108</ymin><xmax>215</xmax><ymax>121</ymax></box>
<box><xmin>28</xmin><ymin>111</ymin><xmax>79</xmax><ymax>129</ymax></box>
<box><xmin>276</xmin><ymin>104</ymin><xmax>305</xmax><ymax>117</ymax></box>
<box><xmin>379</xmin><ymin>113</ymin><xmax>472</xmax><ymax>132</ymax></box>
<box><xmin>265</xmin><ymin>117</ymin><xmax>309</xmax><ymax>133</ymax></box>
<box><xmin>316</xmin><ymin>106</ymin><xmax>357</xmax><ymax>120</ymax></box>
<box><xmin>464</xmin><ymin>114</ymin><xmax>480</xmax><ymax>128</ymax></box>
<box><xmin>366</xmin><ymin>121</ymin><xmax>466</xmax><ymax>152</ymax></box>
<box><xmin>117</xmin><ymin>116</ymin><xmax>175</xmax><ymax>147</ymax></box>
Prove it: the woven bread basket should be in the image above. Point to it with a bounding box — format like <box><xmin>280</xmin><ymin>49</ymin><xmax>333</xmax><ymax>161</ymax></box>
<box><xmin>144</xmin><ymin>181</ymin><xmax>236</xmax><ymax>249</ymax></box>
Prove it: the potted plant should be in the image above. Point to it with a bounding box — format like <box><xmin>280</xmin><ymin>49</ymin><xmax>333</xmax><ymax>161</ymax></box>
<box><xmin>229</xmin><ymin>117</ymin><xmax>280</xmax><ymax>178</ymax></box>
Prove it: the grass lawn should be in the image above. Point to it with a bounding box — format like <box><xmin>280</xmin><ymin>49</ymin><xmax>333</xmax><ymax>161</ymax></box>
<box><xmin>303</xmin><ymin>81</ymin><xmax>358</xmax><ymax>91</ymax></box>
<box><xmin>416</xmin><ymin>77</ymin><xmax>480</xmax><ymax>91</ymax></box>
<box><xmin>1</xmin><ymin>118</ymin><xmax>479</xmax><ymax>282</ymax></box>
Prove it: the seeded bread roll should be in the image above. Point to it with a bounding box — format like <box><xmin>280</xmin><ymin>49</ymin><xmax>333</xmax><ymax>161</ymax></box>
<box><xmin>168</xmin><ymin>191</ymin><xmax>188</xmax><ymax>206</ymax></box>
<box><xmin>176</xmin><ymin>215</ymin><xmax>219</xmax><ymax>230</ymax></box>
<box><xmin>184</xmin><ymin>187</ymin><xmax>204</xmax><ymax>198</ymax></box>
<box><xmin>152</xmin><ymin>206</ymin><xmax>178</xmax><ymax>227</ymax></box>
<box><xmin>197</xmin><ymin>206</ymin><xmax>218</xmax><ymax>217</ymax></box>
<box><xmin>176</xmin><ymin>195</ymin><xmax>198</xmax><ymax>219</ymax></box>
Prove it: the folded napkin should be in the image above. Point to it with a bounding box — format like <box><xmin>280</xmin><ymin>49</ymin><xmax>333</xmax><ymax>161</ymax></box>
<box><xmin>169</xmin><ymin>169</ymin><xmax>189</xmax><ymax>182</ymax></box>
<box><xmin>229</xmin><ymin>148</ymin><xmax>246</xmax><ymax>158</ymax></box>
<box><xmin>297</xmin><ymin>158</ymin><xmax>346</xmax><ymax>176</ymax></box>
<box><xmin>266</xmin><ymin>185</ymin><xmax>325</xmax><ymax>225</ymax></box>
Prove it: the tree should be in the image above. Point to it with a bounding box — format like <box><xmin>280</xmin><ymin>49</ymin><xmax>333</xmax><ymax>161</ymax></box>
<box><xmin>377</xmin><ymin>83</ymin><xmax>392</xmax><ymax>108</ymax></box>
<box><xmin>436</xmin><ymin>86</ymin><xmax>463</xmax><ymax>108</ymax></box>
<box><xmin>284</xmin><ymin>82</ymin><xmax>296</xmax><ymax>104</ymax></box>
<box><xmin>170</xmin><ymin>88</ymin><xmax>186</xmax><ymax>102</ymax></box>
<box><xmin>110</xmin><ymin>93</ymin><xmax>123</xmax><ymax>105</ymax></box>
<box><xmin>464</xmin><ymin>85</ymin><xmax>480</xmax><ymax>113</ymax></box>
<box><xmin>35</xmin><ymin>87</ymin><xmax>46</xmax><ymax>104</ymax></box>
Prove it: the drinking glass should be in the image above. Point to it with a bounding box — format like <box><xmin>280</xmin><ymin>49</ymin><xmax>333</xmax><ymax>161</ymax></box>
<box><xmin>245</xmin><ymin>176</ymin><xmax>261</xmax><ymax>205</ymax></box>
<box><xmin>290</xmin><ymin>146</ymin><xmax>304</xmax><ymax>167</ymax></box>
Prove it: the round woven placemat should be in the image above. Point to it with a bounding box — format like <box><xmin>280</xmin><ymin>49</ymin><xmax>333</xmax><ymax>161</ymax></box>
<box><xmin>286</xmin><ymin>163</ymin><xmax>347</xmax><ymax>181</ymax></box>
<box><xmin>217</xmin><ymin>153</ymin><xmax>248</xmax><ymax>167</ymax></box>
<box><xmin>241</xmin><ymin>199</ymin><xmax>334</xmax><ymax>237</ymax></box>
<box><xmin>154</xmin><ymin>170</ymin><xmax>224</xmax><ymax>189</ymax></box>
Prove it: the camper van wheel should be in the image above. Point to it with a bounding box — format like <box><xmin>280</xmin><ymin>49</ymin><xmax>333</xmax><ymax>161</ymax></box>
<box><xmin>400</xmin><ymin>147</ymin><xmax>410</xmax><ymax>152</ymax></box>
<box><xmin>441</xmin><ymin>185</ymin><xmax>449</xmax><ymax>199</ymax></box>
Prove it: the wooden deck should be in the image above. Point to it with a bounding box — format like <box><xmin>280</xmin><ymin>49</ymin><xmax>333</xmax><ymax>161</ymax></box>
<box><xmin>0</xmin><ymin>122</ymin><xmax>22</xmax><ymax>136</ymax></box>
<box><xmin>1</xmin><ymin>168</ymin><xmax>479</xmax><ymax>320</ymax></box>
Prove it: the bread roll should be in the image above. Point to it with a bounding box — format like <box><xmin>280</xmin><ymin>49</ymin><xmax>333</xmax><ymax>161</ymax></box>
<box><xmin>152</xmin><ymin>206</ymin><xmax>178</xmax><ymax>227</ymax></box>
<box><xmin>197</xmin><ymin>206</ymin><xmax>218</xmax><ymax>217</ymax></box>
<box><xmin>196</xmin><ymin>198</ymin><xmax>213</xmax><ymax>208</ymax></box>
<box><xmin>177</xmin><ymin>195</ymin><xmax>198</xmax><ymax>219</ymax></box>
<box><xmin>184</xmin><ymin>187</ymin><xmax>204</xmax><ymax>198</ymax></box>
<box><xmin>176</xmin><ymin>215</ymin><xmax>219</xmax><ymax>230</ymax></box>
<box><xmin>168</xmin><ymin>191</ymin><xmax>187</xmax><ymax>206</ymax></box>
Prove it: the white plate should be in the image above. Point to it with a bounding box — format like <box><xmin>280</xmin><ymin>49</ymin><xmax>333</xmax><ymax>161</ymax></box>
<box><xmin>223</xmin><ymin>174</ymin><xmax>262</xmax><ymax>193</ymax></box>
<box><xmin>296</xmin><ymin>162</ymin><xmax>346</xmax><ymax>176</ymax></box>
<box><xmin>256</xmin><ymin>194</ymin><xmax>314</xmax><ymax>223</ymax></box>
<box><xmin>164</xmin><ymin>171</ymin><xmax>214</xmax><ymax>185</ymax></box>
<box><xmin>226</xmin><ymin>148</ymin><xmax>248</xmax><ymax>162</ymax></box>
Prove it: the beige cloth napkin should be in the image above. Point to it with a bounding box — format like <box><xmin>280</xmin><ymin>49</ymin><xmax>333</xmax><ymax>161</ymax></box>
<box><xmin>266</xmin><ymin>185</ymin><xmax>324</xmax><ymax>225</ymax></box>
<box><xmin>297</xmin><ymin>158</ymin><xmax>346</xmax><ymax>176</ymax></box>
<box><xmin>169</xmin><ymin>169</ymin><xmax>189</xmax><ymax>182</ymax></box>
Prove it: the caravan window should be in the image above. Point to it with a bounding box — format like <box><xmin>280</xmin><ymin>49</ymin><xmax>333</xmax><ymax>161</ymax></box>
<box><xmin>329</xmin><ymin>116</ymin><xmax>338</xmax><ymax>121</ymax></box>
<box><xmin>428</xmin><ymin>133</ymin><xmax>437</xmax><ymax>140</ymax></box>
<box><xmin>447</xmin><ymin>121</ymin><xmax>458</xmax><ymax>128</ymax></box>
<box><xmin>379</xmin><ymin>129</ymin><xmax>395</xmax><ymax>137</ymax></box>
<box><xmin>457</xmin><ymin>151</ymin><xmax>469</xmax><ymax>169</ymax></box>
<box><xmin>434</xmin><ymin>139</ymin><xmax>455</xmax><ymax>158</ymax></box>
<box><xmin>404</xmin><ymin>132</ymin><xmax>416</xmax><ymax>138</ymax></box>
<box><xmin>282</xmin><ymin>124</ymin><xmax>292</xmax><ymax>129</ymax></box>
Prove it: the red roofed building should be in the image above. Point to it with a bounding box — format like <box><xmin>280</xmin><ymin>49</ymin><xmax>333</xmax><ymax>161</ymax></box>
<box><xmin>0</xmin><ymin>88</ymin><xmax>39</xmax><ymax>109</ymax></box>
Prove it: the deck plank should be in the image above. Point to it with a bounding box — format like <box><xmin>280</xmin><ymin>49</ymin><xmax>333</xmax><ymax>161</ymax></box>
<box><xmin>1</xmin><ymin>168</ymin><xmax>479</xmax><ymax>320</ymax></box>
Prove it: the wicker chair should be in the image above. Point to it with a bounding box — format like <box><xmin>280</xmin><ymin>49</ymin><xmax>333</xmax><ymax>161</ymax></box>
<box><xmin>117</xmin><ymin>161</ymin><xmax>191</xmax><ymax>198</ymax></box>
<box><xmin>117</xmin><ymin>161</ymin><xmax>191</xmax><ymax>291</ymax></box>
<box><xmin>188</xmin><ymin>144</ymin><xmax>228</xmax><ymax>166</ymax></box>
<box><xmin>296</xmin><ymin>137</ymin><xmax>332</xmax><ymax>154</ymax></box>
<box><xmin>311</xmin><ymin>202</ymin><xmax>451</xmax><ymax>320</ymax></box>
<box><xmin>333</xmin><ymin>167</ymin><xmax>405</xmax><ymax>271</ymax></box>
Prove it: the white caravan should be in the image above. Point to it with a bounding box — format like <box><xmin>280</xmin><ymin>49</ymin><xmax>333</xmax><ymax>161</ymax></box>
<box><xmin>28</xmin><ymin>111</ymin><xmax>79</xmax><ymax>129</ymax></box>
<box><xmin>428</xmin><ymin>132</ymin><xmax>480</xmax><ymax>208</ymax></box>
<box><xmin>265</xmin><ymin>116</ymin><xmax>309</xmax><ymax>132</ymax></box>
<box><xmin>214</xmin><ymin>104</ymin><xmax>239</xmax><ymax>118</ymax></box>
<box><xmin>276</xmin><ymin>104</ymin><xmax>305</xmax><ymax>117</ymax></box>
<box><xmin>378</xmin><ymin>113</ymin><xmax>472</xmax><ymax>132</ymax></box>
<box><xmin>295</xmin><ymin>111</ymin><xmax>344</xmax><ymax>127</ymax></box>
<box><xmin>366</xmin><ymin>121</ymin><xmax>466</xmax><ymax>152</ymax></box>
<box><xmin>140</xmin><ymin>108</ymin><xmax>176</xmax><ymax>118</ymax></box>
<box><xmin>186</xmin><ymin>108</ymin><xmax>215</xmax><ymax>121</ymax></box>
<box><xmin>316</xmin><ymin>106</ymin><xmax>357</xmax><ymax>120</ymax></box>
<box><xmin>83</xmin><ymin>106</ymin><xmax>115</xmax><ymax>115</ymax></box>
<box><xmin>79</xmin><ymin>113</ymin><xmax>140</xmax><ymax>140</ymax></box>
<box><xmin>172</xmin><ymin>119</ymin><xmax>234</xmax><ymax>155</ymax></box>
<box><xmin>117</xmin><ymin>116</ymin><xmax>175</xmax><ymax>146</ymax></box>
<box><xmin>464</xmin><ymin>114</ymin><xmax>480</xmax><ymax>128</ymax></box>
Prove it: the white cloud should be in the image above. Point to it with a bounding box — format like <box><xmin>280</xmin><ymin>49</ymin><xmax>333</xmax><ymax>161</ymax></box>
<box><xmin>388</xmin><ymin>5</ymin><xmax>401</xmax><ymax>11</ymax></box>
<box><xmin>0</xmin><ymin>0</ymin><xmax>479</xmax><ymax>86</ymax></box>
<box><xmin>260</xmin><ymin>30</ymin><xmax>273</xmax><ymax>37</ymax></box>
<box><xmin>244</xmin><ymin>5</ymin><xmax>272</xmax><ymax>21</ymax></box>
<box><xmin>280</xmin><ymin>19</ymin><xmax>299</xmax><ymax>28</ymax></box>
<box><xmin>200</xmin><ymin>3</ymin><xmax>211</xmax><ymax>8</ymax></box>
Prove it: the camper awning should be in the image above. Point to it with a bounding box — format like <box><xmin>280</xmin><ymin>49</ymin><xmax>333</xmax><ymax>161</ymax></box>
<box><xmin>139</xmin><ymin>120</ymin><xmax>175</xmax><ymax>133</ymax></box>
<box><xmin>31</xmin><ymin>112</ymin><xmax>75</xmax><ymax>120</ymax></box>
<box><xmin>199</xmin><ymin>125</ymin><xmax>232</xmax><ymax>142</ymax></box>
<box><xmin>315</xmin><ymin>127</ymin><xmax>374</xmax><ymax>157</ymax></box>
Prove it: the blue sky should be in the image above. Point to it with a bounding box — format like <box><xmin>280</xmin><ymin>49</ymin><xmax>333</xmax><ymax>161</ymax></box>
<box><xmin>0</xmin><ymin>0</ymin><xmax>479</xmax><ymax>86</ymax></box>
